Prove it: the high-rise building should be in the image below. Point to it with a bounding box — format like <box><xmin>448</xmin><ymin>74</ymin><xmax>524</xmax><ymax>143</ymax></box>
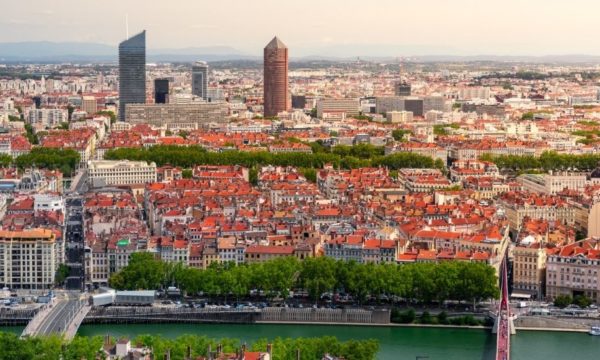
<box><xmin>192</xmin><ymin>61</ymin><xmax>209</xmax><ymax>101</ymax></box>
<box><xmin>395</xmin><ymin>82</ymin><xmax>411</xmax><ymax>96</ymax></box>
<box><xmin>291</xmin><ymin>95</ymin><xmax>306</xmax><ymax>109</ymax></box>
<box><xmin>81</xmin><ymin>96</ymin><xmax>98</xmax><ymax>114</ymax></box>
<box><xmin>404</xmin><ymin>98</ymin><xmax>424</xmax><ymax>117</ymax></box>
<box><xmin>118</xmin><ymin>30</ymin><xmax>146</xmax><ymax>121</ymax></box>
<box><xmin>263</xmin><ymin>36</ymin><xmax>289</xmax><ymax>117</ymax></box>
<box><xmin>154</xmin><ymin>78</ymin><xmax>169</xmax><ymax>104</ymax></box>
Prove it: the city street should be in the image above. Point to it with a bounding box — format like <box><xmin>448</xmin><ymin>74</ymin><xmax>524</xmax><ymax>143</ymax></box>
<box><xmin>65</xmin><ymin>195</ymin><xmax>85</xmax><ymax>290</ymax></box>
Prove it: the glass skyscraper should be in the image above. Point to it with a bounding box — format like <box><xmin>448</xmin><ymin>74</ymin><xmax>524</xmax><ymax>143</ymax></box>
<box><xmin>154</xmin><ymin>78</ymin><xmax>169</xmax><ymax>104</ymax></box>
<box><xmin>192</xmin><ymin>61</ymin><xmax>209</xmax><ymax>101</ymax></box>
<box><xmin>119</xmin><ymin>30</ymin><xmax>146</xmax><ymax>121</ymax></box>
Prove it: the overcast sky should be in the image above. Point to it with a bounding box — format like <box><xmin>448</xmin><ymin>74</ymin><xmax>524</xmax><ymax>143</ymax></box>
<box><xmin>2</xmin><ymin>0</ymin><xmax>599</xmax><ymax>56</ymax></box>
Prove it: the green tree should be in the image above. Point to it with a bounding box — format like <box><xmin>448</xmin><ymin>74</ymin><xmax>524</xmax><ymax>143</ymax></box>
<box><xmin>55</xmin><ymin>264</ymin><xmax>70</xmax><ymax>285</ymax></box>
<box><xmin>573</xmin><ymin>295</ymin><xmax>592</xmax><ymax>308</ymax></box>
<box><xmin>0</xmin><ymin>154</ymin><xmax>12</xmax><ymax>168</ymax></box>
<box><xmin>249</xmin><ymin>167</ymin><xmax>259</xmax><ymax>186</ymax></box>
<box><xmin>521</xmin><ymin>112</ymin><xmax>534</xmax><ymax>120</ymax></box>
<box><xmin>96</xmin><ymin>110</ymin><xmax>117</xmax><ymax>124</ymax></box>
<box><xmin>301</xmin><ymin>168</ymin><xmax>317</xmax><ymax>183</ymax></box>
<box><xmin>24</xmin><ymin>124</ymin><xmax>39</xmax><ymax>145</ymax></box>
<box><xmin>67</xmin><ymin>105</ymin><xmax>75</xmax><ymax>121</ymax></box>
<box><xmin>15</xmin><ymin>148</ymin><xmax>80</xmax><ymax>177</ymax></box>
<box><xmin>182</xmin><ymin>169</ymin><xmax>193</xmax><ymax>179</ymax></box>
<box><xmin>391</xmin><ymin>129</ymin><xmax>411</xmax><ymax>141</ymax></box>
<box><xmin>109</xmin><ymin>252</ymin><xmax>165</xmax><ymax>290</ymax></box>
<box><xmin>300</xmin><ymin>257</ymin><xmax>337</xmax><ymax>302</ymax></box>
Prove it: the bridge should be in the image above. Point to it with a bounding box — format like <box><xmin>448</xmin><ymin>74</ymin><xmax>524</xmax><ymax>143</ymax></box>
<box><xmin>21</xmin><ymin>292</ymin><xmax>90</xmax><ymax>341</ymax></box>
<box><xmin>493</xmin><ymin>254</ymin><xmax>513</xmax><ymax>360</ymax></box>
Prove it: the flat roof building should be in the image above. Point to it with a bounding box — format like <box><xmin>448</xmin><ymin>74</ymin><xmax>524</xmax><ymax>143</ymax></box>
<box><xmin>88</xmin><ymin>160</ymin><xmax>157</xmax><ymax>187</ymax></box>
<box><xmin>125</xmin><ymin>102</ymin><xmax>228</xmax><ymax>128</ymax></box>
<box><xmin>0</xmin><ymin>229</ymin><xmax>58</xmax><ymax>289</ymax></box>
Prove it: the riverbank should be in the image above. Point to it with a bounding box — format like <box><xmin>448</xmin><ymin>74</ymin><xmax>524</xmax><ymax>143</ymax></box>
<box><xmin>258</xmin><ymin>320</ymin><xmax>491</xmax><ymax>330</ymax></box>
<box><xmin>514</xmin><ymin>315</ymin><xmax>599</xmax><ymax>333</ymax></box>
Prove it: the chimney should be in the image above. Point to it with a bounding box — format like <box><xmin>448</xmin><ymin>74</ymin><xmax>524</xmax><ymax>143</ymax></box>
<box><xmin>207</xmin><ymin>344</ymin><xmax>212</xmax><ymax>360</ymax></box>
<box><xmin>296</xmin><ymin>348</ymin><xmax>301</xmax><ymax>360</ymax></box>
<box><xmin>104</xmin><ymin>334</ymin><xmax>111</xmax><ymax>347</ymax></box>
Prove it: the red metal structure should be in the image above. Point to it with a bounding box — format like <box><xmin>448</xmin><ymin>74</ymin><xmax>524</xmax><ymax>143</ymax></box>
<box><xmin>495</xmin><ymin>255</ymin><xmax>510</xmax><ymax>360</ymax></box>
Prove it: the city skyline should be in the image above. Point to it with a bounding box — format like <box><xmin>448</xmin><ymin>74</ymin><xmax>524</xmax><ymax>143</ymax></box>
<box><xmin>3</xmin><ymin>0</ymin><xmax>600</xmax><ymax>57</ymax></box>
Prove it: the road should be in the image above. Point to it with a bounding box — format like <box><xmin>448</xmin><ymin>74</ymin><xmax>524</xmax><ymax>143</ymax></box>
<box><xmin>65</xmin><ymin>195</ymin><xmax>85</xmax><ymax>290</ymax></box>
<box><xmin>35</xmin><ymin>293</ymin><xmax>82</xmax><ymax>336</ymax></box>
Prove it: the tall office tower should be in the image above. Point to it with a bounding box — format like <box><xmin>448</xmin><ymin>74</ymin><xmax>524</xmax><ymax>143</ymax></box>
<box><xmin>395</xmin><ymin>81</ymin><xmax>411</xmax><ymax>96</ymax></box>
<box><xmin>192</xmin><ymin>61</ymin><xmax>209</xmax><ymax>101</ymax></box>
<box><xmin>263</xmin><ymin>36</ymin><xmax>289</xmax><ymax>117</ymax></box>
<box><xmin>118</xmin><ymin>30</ymin><xmax>146</xmax><ymax>121</ymax></box>
<box><xmin>154</xmin><ymin>78</ymin><xmax>169</xmax><ymax>104</ymax></box>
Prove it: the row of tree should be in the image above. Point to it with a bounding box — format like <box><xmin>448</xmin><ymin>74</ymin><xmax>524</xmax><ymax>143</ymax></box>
<box><xmin>110</xmin><ymin>254</ymin><xmax>499</xmax><ymax>305</ymax></box>
<box><xmin>104</xmin><ymin>145</ymin><xmax>441</xmax><ymax>171</ymax></box>
<box><xmin>480</xmin><ymin>151</ymin><xmax>600</xmax><ymax>172</ymax></box>
<box><xmin>0</xmin><ymin>148</ymin><xmax>80</xmax><ymax>177</ymax></box>
<box><xmin>0</xmin><ymin>332</ymin><xmax>379</xmax><ymax>360</ymax></box>
<box><xmin>11</xmin><ymin>148</ymin><xmax>81</xmax><ymax>177</ymax></box>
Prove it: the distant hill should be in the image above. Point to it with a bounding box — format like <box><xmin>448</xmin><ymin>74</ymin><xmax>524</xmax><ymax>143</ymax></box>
<box><xmin>0</xmin><ymin>41</ymin><xmax>254</xmax><ymax>62</ymax></box>
<box><xmin>2</xmin><ymin>41</ymin><xmax>600</xmax><ymax>64</ymax></box>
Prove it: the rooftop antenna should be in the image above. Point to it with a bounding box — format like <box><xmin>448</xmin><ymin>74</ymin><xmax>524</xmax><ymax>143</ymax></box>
<box><xmin>125</xmin><ymin>14</ymin><xmax>129</xmax><ymax>39</ymax></box>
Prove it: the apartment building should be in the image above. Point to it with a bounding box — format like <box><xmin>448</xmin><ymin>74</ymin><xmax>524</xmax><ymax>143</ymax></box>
<box><xmin>125</xmin><ymin>103</ymin><xmax>228</xmax><ymax>128</ymax></box>
<box><xmin>513</xmin><ymin>240</ymin><xmax>548</xmax><ymax>300</ymax></box>
<box><xmin>546</xmin><ymin>239</ymin><xmax>600</xmax><ymax>302</ymax></box>
<box><xmin>0</xmin><ymin>229</ymin><xmax>58</xmax><ymax>289</ymax></box>
<box><xmin>386</xmin><ymin>111</ymin><xmax>413</xmax><ymax>123</ymax></box>
<box><xmin>518</xmin><ymin>172</ymin><xmax>587</xmax><ymax>195</ymax></box>
<box><xmin>81</xmin><ymin>96</ymin><xmax>98</xmax><ymax>114</ymax></box>
<box><xmin>27</xmin><ymin>108</ymin><xmax>67</xmax><ymax>127</ymax></box>
<box><xmin>88</xmin><ymin>160</ymin><xmax>157</xmax><ymax>187</ymax></box>
<box><xmin>498</xmin><ymin>192</ymin><xmax>576</xmax><ymax>230</ymax></box>
<box><xmin>316</xmin><ymin>99</ymin><xmax>360</xmax><ymax>119</ymax></box>
<box><xmin>450</xmin><ymin>160</ymin><xmax>500</xmax><ymax>182</ymax></box>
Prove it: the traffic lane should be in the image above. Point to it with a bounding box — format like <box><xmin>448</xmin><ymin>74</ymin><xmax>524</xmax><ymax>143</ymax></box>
<box><xmin>42</xmin><ymin>301</ymin><xmax>80</xmax><ymax>334</ymax></box>
<box><xmin>36</xmin><ymin>300</ymin><xmax>69</xmax><ymax>335</ymax></box>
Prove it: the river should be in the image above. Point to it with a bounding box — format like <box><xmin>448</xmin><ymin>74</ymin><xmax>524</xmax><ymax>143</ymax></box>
<box><xmin>2</xmin><ymin>324</ymin><xmax>598</xmax><ymax>359</ymax></box>
<box><xmin>76</xmin><ymin>323</ymin><xmax>600</xmax><ymax>359</ymax></box>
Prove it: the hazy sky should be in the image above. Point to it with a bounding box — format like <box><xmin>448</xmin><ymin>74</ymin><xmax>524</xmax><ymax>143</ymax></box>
<box><xmin>2</xmin><ymin>0</ymin><xmax>599</xmax><ymax>56</ymax></box>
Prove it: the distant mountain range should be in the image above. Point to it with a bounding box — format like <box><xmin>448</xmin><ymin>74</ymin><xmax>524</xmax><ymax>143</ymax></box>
<box><xmin>0</xmin><ymin>41</ymin><xmax>254</xmax><ymax>62</ymax></box>
<box><xmin>2</xmin><ymin>41</ymin><xmax>600</xmax><ymax>64</ymax></box>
